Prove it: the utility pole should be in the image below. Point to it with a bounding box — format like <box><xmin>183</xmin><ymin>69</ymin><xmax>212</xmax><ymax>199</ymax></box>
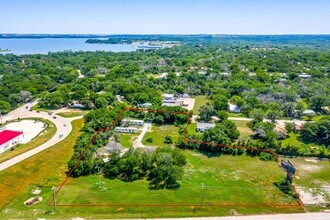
<box><xmin>200</xmin><ymin>183</ymin><xmax>205</xmax><ymax>207</ymax></box>
<box><xmin>52</xmin><ymin>186</ymin><xmax>57</xmax><ymax>211</ymax></box>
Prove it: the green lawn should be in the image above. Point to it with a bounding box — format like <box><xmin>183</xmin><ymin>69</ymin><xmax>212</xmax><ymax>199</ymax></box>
<box><xmin>187</xmin><ymin>123</ymin><xmax>203</xmax><ymax>138</ymax></box>
<box><xmin>192</xmin><ymin>95</ymin><xmax>209</xmax><ymax>115</ymax></box>
<box><xmin>231</xmin><ymin>120</ymin><xmax>253</xmax><ymax>138</ymax></box>
<box><xmin>30</xmin><ymin>103</ymin><xmax>49</xmax><ymax>112</ymax></box>
<box><xmin>142</xmin><ymin>125</ymin><xmax>180</xmax><ymax>146</ymax></box>
<box><xmin>188</xmin><ymin>123</ymin><xmax>197</xmax><ymax>135</ymax></box>
<box><xmin>0</xmin><ymin>118</ymin><xmax>57</xmax><ymax>164</ymax></box>
<box><xmin>119</xmin><ymin>133</ymin><xmax>139</xmax><ymax>148</ymax></box>
<box><xmin>57</xmin><ymin>111</ymin><xmax>88</xmax><ymax>118</ymax></box>
<box><xmin>286</xmin><ymin>157</ymin><xmax>330</xmax><ymax>189</ymax></box>
<box><xmin>228</xmin><ymin>112</ymin><xmax>246</xmax><ymax>118</ymax></box>
<box><xmin>0</xmin><ymin>151</ymin><xmax>303</xmax><ymax>218</ymax></box>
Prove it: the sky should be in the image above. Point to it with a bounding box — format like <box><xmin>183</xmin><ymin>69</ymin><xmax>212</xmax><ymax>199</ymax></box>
<box><xmin>0</xmin><ymin>0</ymin><xmax>329</xmax><ymax>34</ymax></box>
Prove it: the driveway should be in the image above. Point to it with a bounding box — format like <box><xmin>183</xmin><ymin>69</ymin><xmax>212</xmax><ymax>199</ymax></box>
<box><xmin>0</xmin><ymin>102</ymin><xmax>83</xmax><ymax>171</ymax></box>
<box><xmin>132</xmin><ymin>122</ymin><xmax>152</xmax><ymax>148</ymax></box>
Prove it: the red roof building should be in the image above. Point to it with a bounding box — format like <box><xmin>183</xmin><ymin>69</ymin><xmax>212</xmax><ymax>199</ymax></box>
<box><xmin>0</xmin><ymin>130</ymin><xmax>23</xmax><ymax>153</ymax></box>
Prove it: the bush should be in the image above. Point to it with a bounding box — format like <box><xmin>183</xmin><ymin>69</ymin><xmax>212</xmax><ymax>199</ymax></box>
<box><xmin>259</xmin><ymin>152</ymin><xmax>275</xmax><ymax>161</ymax></box>
<box><xmin>146</xmin><ymin>136</ymin><xmax>153</xmax><ymax>143</ymax></box>
<box><xmin>164</xmin><ymin>135</ymin><xmax>173</xmax><ymax>144</ymax></box>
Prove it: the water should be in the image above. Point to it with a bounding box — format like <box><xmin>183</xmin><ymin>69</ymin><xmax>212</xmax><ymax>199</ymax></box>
<box><xmin>0</xmin><ymin>38</ymin><xmax>135</xmax><ymax>55</ymax></box>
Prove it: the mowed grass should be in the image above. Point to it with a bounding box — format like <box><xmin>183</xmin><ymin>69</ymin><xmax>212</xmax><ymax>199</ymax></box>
<box><xmin>192</xmin><ymin>95</ymin><xmax>209</xmax><ymax>115</ymax></box>
<box><xmin>142</xmin><ymin>125</ymin><xmax>180</xmax><ymax>146</ymax></box>
<box><xmin>58</xmin><ymin>150</ymin><xmax>297</xmax><ymax>207</ymax></box>
<box><xmin>0</xmin><ymin>119</ymin><xmax>84</xmax><ymax>213</ymax></box>
<box><xmin>0</xmin><ymin>119</ymin><xmax>57</xmax><ymax>164</ymax></box>
<box><xmin>57</xmin><ymin>111</ymin><xmax>88</xmax><ymax>118</ymax></box>
<box><xmin>187</xmin><ymin>123</ymin><xmax>203</xmax><ymax>138</ymax></box>
<box><xmin>286</xmin><ymin>157</ymin><xmax>330</xmax><ymax>189</ymax></box>
<box><xmin>231</xmin><ymin>120</ymin><xmax>253</xmax><ymax>138</ymax></box>
<box><xmin>3</xmin><ymin>151</ymin><xmax>303</xmax><ymax>218</ymax></box>
<box><xmin>119</xmin><ymin>133</ymin><xmax>139</xmax><ymax>148</ymax></box>
<box><xmin>1</xmin><ymin>151</ymin><xmax>303</xmax><ymax>218</ymax></box>
<box><xmin>188</xmin><ymin>123</ymin><xmax>197</xmax><ymax>135</ymax></box>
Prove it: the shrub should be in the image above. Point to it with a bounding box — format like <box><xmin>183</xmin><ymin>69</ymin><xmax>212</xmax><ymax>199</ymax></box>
<box><xmin>146</xmin><ymin>136</ymin><xmax>153</xmax><ymax>143</ymax></box>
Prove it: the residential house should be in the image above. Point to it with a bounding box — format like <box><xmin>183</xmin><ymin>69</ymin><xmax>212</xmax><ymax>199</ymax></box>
<box><xmin>114</xmin><ymin>127</ymin><xmax>138</xmax><ymax>133</ymax></box>
<box><xmin>228</xmin><ymin>103</ymin><xmax>241</xmax><ymax>113</ymax></box>
<box><xmin>163</xmin><ymin>93</ymin><xmax>175</xmax><ymax>103</ymax></box>
<box><xmin>137</xmin><ymin>103</ymin><xmax>152</xmax><ymax>108</ymax></box>
<box><xmin>302</xmin><ymin>109</ymin><xmax>316</xmax><ymax>116</ymax></box>
<box><xmin>196</xmin><ymin>123</ymin><xmax>215</xmax><ymax>132</ymax></box>
<box><xmin>121</xmin><ymin>118</ymin><xmax>144</xmax><ymax>126</ymax></box>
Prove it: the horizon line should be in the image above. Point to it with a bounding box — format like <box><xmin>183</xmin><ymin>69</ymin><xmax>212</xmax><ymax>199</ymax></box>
<box><xmin>1</xmin><ymin>33</ymin><xmax>330</xmax><ymax>36</ymax></box>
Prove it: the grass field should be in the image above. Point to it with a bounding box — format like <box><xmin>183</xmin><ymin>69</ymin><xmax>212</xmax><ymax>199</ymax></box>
<box><xmin>231</xmin><ymin>120</ymin><xmax>253</xmax><ymax>138</ymax></box>
<box><xmin>0</xmin><ymin>119</ymin><xmax>84</xmax><ymax>214</ymax></box>
<box><xmin>288</xmin><ymin>158</ymin><xmax>330</xmax><ymax>189</ymax></box>
<box><xmin>142</xmin><ymin>125</ymin><xmax>180</xmax><ymax>146</ymax></box>
<box><xmin>30</xmin><ymin>103</ymin><xmax>49</xmax><ymax>112</ymax></box>
<box><xmin>119</xmin><ymin>133</ymin><xmax>139</xmax><ymax>148</ymax></box>
<box><xmin>192</xmin><ymin>95</ymin><xmax>209</xmax><ymax>115</ymax></box>
<box><xmin>188</xmin><ymin>123</ymin><xmax>197</xmax><ymax>135</ymax></box>
<box><xmin>0</xmin><ymin>151</ymin><xmax>304</xmax><ymax>218</ymax></box>
<box><xmin>228</xmin><ymin>113</ymin><xmax>246</xmax><ymax>118</ymax></box>
<box><xmin>187</xmin><ymin>123</ymin><xmax>203</xmax><ymax>138</ymax></box>
<box><xmin>0</xmin><ymin>118</ymin><xmax>57</xmax><ymax>164</ymax></box>
<box><xmin>57</xmin><ymin>111</ymin><xmax>88</xmax><ymax>118</ymax></box>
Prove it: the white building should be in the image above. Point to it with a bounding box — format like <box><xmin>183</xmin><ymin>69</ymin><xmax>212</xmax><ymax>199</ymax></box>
<box><xmin>302</xmin><ymin>109</ymin><xmax>316</xmax><ymax>115</ymax></box>
<box><xmin>298</xmin><ymin>74</ymin><xmax>312</xmax><ymax>79</ymax></box>
<box><xmin>0</xmin><ymin>130</ymin><xmax>24</xmax><ymax>154</ymax></box>
<box><xmin>229</xmin><ymin>103</ymin><xmax>241</xmax><ymax>113</ymax></box>
<box><xmin>121</xmin><ymin>118</ymin><xmax>144</xmax><ymax>126</ymax></box>
<box><xmin>163</xmin><ymin>94</ymin><xmax>175</xmax><ymax>103</ymax></box>
<box><xmin>137</xmin><ymin>103</ymin><xmax>152</xmax><ymax>108</ymax></box>
<box><xmin>196</xmin><ymin>123</ymin><xmax>215</xmax><ymax>132</ymax></box>
<box><xmin>114</xmin><ymin>127</ymin><xmax>138</xmax><ymax>133</ymax></box>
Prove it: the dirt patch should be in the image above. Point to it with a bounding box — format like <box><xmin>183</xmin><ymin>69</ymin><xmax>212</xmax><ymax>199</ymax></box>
<box><xmin>296</xmin><ymin>185</ymin><xmax>330</xmax><ymax>205</ymax></box>
<box><xmin>298</xmin><ymin>164</ymin><xmax>322</xmax><ymax>172</ymax></box>
<box><xmin>304</xmin><ymin>158</ymin><xmax>318</xmax><ymax>163</ymax></box>
<box><xmin>296</xmin><ymin>186</ymin><xmax>325</xmax><ymax>204</ymax></box>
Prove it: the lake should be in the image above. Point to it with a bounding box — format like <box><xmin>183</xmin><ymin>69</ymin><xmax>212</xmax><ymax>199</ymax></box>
<box><xmin>0</xmin><ymin>38</ymin><xmax>135</xmax><ymax>55</ymax></box>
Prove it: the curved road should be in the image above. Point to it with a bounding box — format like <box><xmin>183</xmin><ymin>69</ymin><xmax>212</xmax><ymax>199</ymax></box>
<box><xmin>0</xmin><ymin>102</ymin><xmax>83</xmax><ymax>171</ymax></box>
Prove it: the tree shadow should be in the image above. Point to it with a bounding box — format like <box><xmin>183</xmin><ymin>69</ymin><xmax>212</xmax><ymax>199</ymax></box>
<box><xmin>273</xmin><ymin>179</ymin><xmax>297</xmax><ymax>198</ymax></box>
<box><xmin>148</xmin><ymin>178</ymin><xmax>181</xmax><ymax>190</ymax></box>
<box><xmin>198</xmin><ymin>149</ymin><xmax>223</xmax><ymax>158</ymax></box>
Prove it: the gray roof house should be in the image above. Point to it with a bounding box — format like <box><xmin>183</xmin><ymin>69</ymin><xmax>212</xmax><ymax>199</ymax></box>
<box><xmin>196</xmin><ymin>123</ymin><xmax>215</xmax><ymax>132</ymax></box>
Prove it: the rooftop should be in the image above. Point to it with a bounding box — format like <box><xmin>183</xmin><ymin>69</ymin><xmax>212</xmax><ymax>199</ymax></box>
<box><xmin>0</xmin><ymin>130</ymin><xmax>23</xmax><ymax>145</ymax></box>
<box><xmin>196</xmin><ymin>122</ymin><xmax>215</xmax><ymax>129</ymax></box>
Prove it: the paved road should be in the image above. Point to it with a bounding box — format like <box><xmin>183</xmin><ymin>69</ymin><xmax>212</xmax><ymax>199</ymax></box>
<box><xmin>148</xmin><ymin>212</ymin><xmax>329</xmax><ymax>220</ymax></box>
<box><xmin>229</xmin><ymin>117</ymin><xmax>307</xmax><ymax>124</ymax></box>
<box><xmin>0</xmin><ymin>102</ymin><xmax>82</xmax><ymax>171</ymax></box>
<box><xmin>192</xmin><ymin>115</ymin><xmax>307</xmax><ymax>124</ymax></box>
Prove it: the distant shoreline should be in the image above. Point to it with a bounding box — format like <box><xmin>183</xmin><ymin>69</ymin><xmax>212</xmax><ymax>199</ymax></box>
<box><xmin>1</xmin><ymin>34</ymin><xmax>330</xmax><ymax>39</ymax></box>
